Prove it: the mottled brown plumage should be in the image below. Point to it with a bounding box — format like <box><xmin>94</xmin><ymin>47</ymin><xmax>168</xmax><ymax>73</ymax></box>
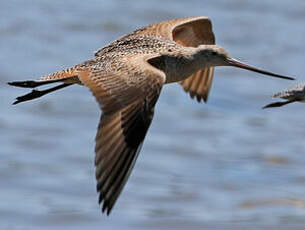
<box><xmin>8</xmin><ymin>16</ymin><xmax>294</xmax><ymax>215</ymax></box>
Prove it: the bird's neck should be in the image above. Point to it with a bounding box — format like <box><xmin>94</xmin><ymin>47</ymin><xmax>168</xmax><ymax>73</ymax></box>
<box><xmin>163</xmin><ymin>51</ymin><xmax>209</xmax><ymax>83</ymax></box>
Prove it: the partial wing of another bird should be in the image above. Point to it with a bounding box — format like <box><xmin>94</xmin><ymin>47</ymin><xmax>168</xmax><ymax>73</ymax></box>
<box><xmin>272</xmin><ymin>83</ymin><xmax>305</xmax><ymax>100</ymax></box>
<box><xmin>131</xmin><ymin>16</ymin><xmax>215</xmax><ymax>102</ymax></box>
<box><xmin>77</xmin><ymin>54</ymin><xmax>165</xmax><ymax>215</ymax></box>
<box><xmin>263</xmin><ymin>83</ymin><xmax>305</xmax><ymax>109</ymax></box>
<box><xmin>263</xmin><ymin>99</ymin><xmax>297</xmax><ymax>109</ymax></box>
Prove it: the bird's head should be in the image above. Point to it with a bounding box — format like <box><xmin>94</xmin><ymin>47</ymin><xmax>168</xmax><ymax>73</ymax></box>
<box><xmin>196</xmin><ymin>45</ymin><xmax>230</xmax><ymax>66</ymax></box>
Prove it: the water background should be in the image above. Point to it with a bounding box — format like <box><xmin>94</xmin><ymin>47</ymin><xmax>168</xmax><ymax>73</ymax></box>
<box><xmin>1</xmin><ymin>0</ymin><xmax>305</xmax><ymax>229</ymax></box>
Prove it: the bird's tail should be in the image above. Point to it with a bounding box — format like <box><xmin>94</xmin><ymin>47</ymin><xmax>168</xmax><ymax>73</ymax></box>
<box><xmin>8</xmin><ymin>67</ymin><xmax>80</xmax><ymax>105</ymax></box>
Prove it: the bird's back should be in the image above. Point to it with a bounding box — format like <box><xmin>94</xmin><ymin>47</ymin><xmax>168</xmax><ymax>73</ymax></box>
<box><xmin>94</xmin><ymin>34</ymin><xmax>180</xmax><ymax>59</ymax></box>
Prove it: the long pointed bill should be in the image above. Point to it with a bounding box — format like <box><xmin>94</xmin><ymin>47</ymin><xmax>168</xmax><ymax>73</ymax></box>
<box><xmin>226</xmin><ymin>58</ymin><xmax>294</xmax><ymax>80</ymax></box>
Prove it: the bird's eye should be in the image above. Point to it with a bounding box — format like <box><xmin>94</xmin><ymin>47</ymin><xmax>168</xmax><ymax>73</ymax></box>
<box><xmin>211</xmin><ymin>51</ymin><xmax>217</xmax><ymax>56</ymax></box>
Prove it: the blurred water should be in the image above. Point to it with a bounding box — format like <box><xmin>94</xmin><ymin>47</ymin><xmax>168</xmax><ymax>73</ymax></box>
<box><xmin>1</xmin><ymin>0</ymin><xmax>305</xmax><ymax>229</ymax></box>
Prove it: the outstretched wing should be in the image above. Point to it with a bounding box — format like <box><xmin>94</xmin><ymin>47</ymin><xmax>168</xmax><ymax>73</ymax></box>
<box><xmin>133</xmin><ymin>16</ymin><xmax>215</xmax><ymax>102</ymax></box>
<box><xmin>78</xmin><ymin>54</ymin><xmax>165</xmax><ymax>215</ymax></box>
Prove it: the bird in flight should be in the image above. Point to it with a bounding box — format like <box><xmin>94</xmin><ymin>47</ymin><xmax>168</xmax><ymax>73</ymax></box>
<box><xmin>263</xmin><ymin>83</ymin><xmax>305</xmax><ymax>109</ymax></box>
<box><xmin>9</xmin><ymin>16</ymin><xmax>294</xmax><ymax>215</ymax></box>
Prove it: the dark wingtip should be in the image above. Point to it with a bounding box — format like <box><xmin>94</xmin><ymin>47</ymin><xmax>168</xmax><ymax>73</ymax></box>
<box><xmin>262</xmin><ymin>104</ymin><xmax>271</xmax><ymax>109</ymax></box>
<box><xmin>262</xmin><ymin>100</ymin><xmax>293</xmax><ymax>109</ymax></box>
<box><xmin>12</xmin><ymin>100</ymin><xmax>19</xmax><ymax>105</ymax></box>
<box><xmin>100</xmin><ymin>199</ymin><xmax>112</xmax><ymax>216</ymax></box>
<box><xmin>7</xmin><ymin>80</ymin><xmax>41</xmax><ymax>88</ymax></box>
<box><xmin>102</xmin><ymin>202</ymin><xmax>108</xmax><ymax>213</ymax></box>
<box><xmin>285</xmin><ymin>76</ymin><xmax>295</xmax><ymax>81</ymax></box>
<box><xmin>107</xmin><ymin>209</ymin><xmax>111</xmax><ymax>216</ymax></box>
<box><xmin>262</xmin><ymin>102</ymin><xmax>279</xmax><ymax>109</ymax></box>
<box><xmin>202</xmin><ymin>94</ymin><xmax>208</xmax><ymax>103</ymax></box>
<box><xmin>8</xmin><ymin>78</ymin><xmax>75</xmax><ymax>88</ymax></box>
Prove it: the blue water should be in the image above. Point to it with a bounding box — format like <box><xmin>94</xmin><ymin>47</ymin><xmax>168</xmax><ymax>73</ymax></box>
<box><xmin>1</xmin><ymin>1</ymin><xmax>305</xmax><ymax>229</ymax></box>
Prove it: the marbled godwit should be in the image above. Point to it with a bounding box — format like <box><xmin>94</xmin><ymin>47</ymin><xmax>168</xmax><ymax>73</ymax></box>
<box><xmin>263</xmin><ymin>83</ymin><xmax>305</xmax><ymax>109</ymax></box>
<box><xmin>8</xmin><ymin>17</ymin><xmax>294</xmax><ymax>215</ymax></box>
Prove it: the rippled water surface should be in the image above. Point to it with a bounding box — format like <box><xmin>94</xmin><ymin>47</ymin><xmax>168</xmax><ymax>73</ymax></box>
<box><xmin>1</xmin><ymin>1</ymin><xmax>305</xmax><ymax>229</ymax></box>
